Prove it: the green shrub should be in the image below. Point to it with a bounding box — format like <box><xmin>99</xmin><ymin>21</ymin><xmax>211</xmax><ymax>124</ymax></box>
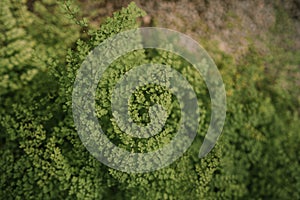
<box><xmin>0</xmin><ymin>1</ymin><xmax>299</xmax><ymax>199</ymax></box>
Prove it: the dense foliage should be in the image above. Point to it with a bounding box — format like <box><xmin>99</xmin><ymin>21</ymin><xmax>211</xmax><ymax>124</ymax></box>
<box><xmin>1</xmin><ymin>1</ymin><xmax>299</xmax><ymax>199</ymax></box>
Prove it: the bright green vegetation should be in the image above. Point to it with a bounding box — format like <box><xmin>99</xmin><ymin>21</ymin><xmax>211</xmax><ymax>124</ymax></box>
<box><xmin>1</xmin><ymin>1</ymin><xmax>299</xmax><ymax>199</ymax></box>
